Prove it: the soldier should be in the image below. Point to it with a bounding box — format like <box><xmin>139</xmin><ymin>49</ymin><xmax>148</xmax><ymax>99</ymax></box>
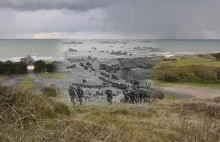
<box><xmin>139</xmin><ymin>91</ymin><xmax>143</xmax><ymax>103</ymax></box>
<box><xmin>105</xmin><ymin>89</ymin><xmax>113</xmax><ymax>105</ymax></box>
<box><xmin>134</xmin><ymin>91</ymin><xmax>139</xmax><ymax>104</ymax></box>
<box><xmin>68</xmin><ymin>86</ymin><xmax>76</xmax><ymax>106</ymax></box>
<box><xmin>77</xmin><ymin>86</ymin><xmax>84</xmax><ymax>105</ymax></box>
<box><xmin>123</xmin><ymin>90</ymin><xmax>129</xmax><ymax>103</ymax></box>
<box><xmin>129</xmin><ymin>90</ymin><xmax>135</xmax><ymax>104</ymax></box>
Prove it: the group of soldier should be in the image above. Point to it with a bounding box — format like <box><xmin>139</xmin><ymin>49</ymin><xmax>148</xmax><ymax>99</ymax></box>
<box><xmin>68</xmin><ymin>83</ymin><xmax>162</xmax><ymax>106</ymax></box>
<box><xmin>121</xmin><ymin>89</ymin><xmax>152</xmax><ymax>104</ymax></box>
<box><xmin>68</xmin><ymin>85</ymin><xmax>84</xmax><ymax>105</ymax></box>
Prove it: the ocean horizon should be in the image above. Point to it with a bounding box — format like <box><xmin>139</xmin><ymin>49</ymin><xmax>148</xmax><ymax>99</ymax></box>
<box><xmin>0</xmin><ymin>39</ymin><xmax>220</xmax><ymax>62</ymax></box>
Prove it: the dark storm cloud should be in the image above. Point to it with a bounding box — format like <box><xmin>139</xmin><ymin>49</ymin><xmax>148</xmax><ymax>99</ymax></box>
<box><xmin>104</xmin><ymin>0</ymin><xmax>220</xmax><ymax>38</ymax></box>
<box><xmin>0</xmin><ymin>0</ymin><xmax>122</xmax><ymax>11</ymax></box>
<box><xmin>0</xmin><ymin>0</ymin><xmax>220</xmax><ymax>38</ymax></box>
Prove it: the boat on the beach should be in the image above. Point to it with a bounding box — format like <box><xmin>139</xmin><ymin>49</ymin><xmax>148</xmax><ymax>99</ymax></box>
<box><xmin>68</xmin><ymin>48</ymin><xmax>78</xmax><ymax>52</ymax></box>
<box><xmin>110</xmin><ymin>51</ymin><xmax>127</xmax><ymax>56</ymax></box>
<box><xmin>66</xmin><ymin>64</ymin><xmax>76</xmax><ymax>69</ymax></box>
<box><xmin>63</xmin><ymin>41</ymin><xmax>83</xmax><ymax>44</ymax></box>
<box><xmin>151</xmin><ymin>48</ymin><xmax>162</xmax><ymax>52</ymax></box>
<box><xmin>133</xmin><ymin>46</ymin><xmax>154</xmax><ymax>50</ymax></box>
<box><xmin>91</xmin><ymin>47</ymin><xmax>96</xmax><ymax>50</ymax></box>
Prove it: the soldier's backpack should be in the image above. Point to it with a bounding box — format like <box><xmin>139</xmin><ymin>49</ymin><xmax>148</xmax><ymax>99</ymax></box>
<box><xmin>68</xmin><ymin>89</ymin><xmax>76</xmax><ymax>97</ymax></box>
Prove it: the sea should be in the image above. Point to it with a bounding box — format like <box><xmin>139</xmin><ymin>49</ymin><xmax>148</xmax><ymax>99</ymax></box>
<box><xmin>0</xmin><ymin>39</ymin><xmax>220</xmax><ymax>62</ymax></box>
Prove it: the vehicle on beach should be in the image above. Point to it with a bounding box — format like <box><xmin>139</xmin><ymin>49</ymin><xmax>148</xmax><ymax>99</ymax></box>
<box><xmin>66</xmin><ymin>64</ymin><xmax>76</xmax><ymax>69</ymax></box>
<box><xmin>151</xmin><ymin>48</ymin><xmax>162</xmax><ymax>52</ymax></box>
<box><xmin>91</xmin><ymin>47</ymin><xmax>96</xmax><ymax>50</ymax></box>
<box><xmin>110</xmin><ymin>51</ymin><xmax>127</xmax><ymax>55</ymax></box>
<box><xmin>68</xmin><ymin>48</ymin><xmax>78</xmax><ymax>52</ymax></box>
<box><xmin>133</xmin><ymin>46</ymin><xmax>153</xmax><ymax>50</ymax></box>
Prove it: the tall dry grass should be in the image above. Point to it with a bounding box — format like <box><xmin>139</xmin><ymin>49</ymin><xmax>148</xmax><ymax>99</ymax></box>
<box><xmin>0</xmin><ymin>86</ymin><xmax>220</xmax><ymax>142</ymax></box>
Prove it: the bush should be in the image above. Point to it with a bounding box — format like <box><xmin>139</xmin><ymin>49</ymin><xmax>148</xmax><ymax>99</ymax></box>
<box><xmin>211</xmin><ymin>53</ymin><xmax>220</xmax><ymax>61</ymax></box>
<box><xmin>34</xmin><ymin>60</ymin><xmax>46</xmax><ymax>73</ymax></box>
<box><xmin>164</xmin><ymin>71</ymin><xmax>180</xmax><ymax>82</ymax></box>
<box><xmin>41</xmin><ymin>86</ymin><xmax>58</xmax><ymax>97</ymax></box>
<box><xmin>190</xmin><ymin>65</ymin><xmax>218</xmax><ymax>83</ymax></box>
<box><xmin>0</xmin><ymin>61</ymin><xmax>27</xmax><ymax>75</ymax></box>
<box><xmin>157</xmin><ymin>65</ymin><xmax>219</xmax><ymax>83</ymax></box>
<box><xmin>45</xmin><ymin>63</ymin><xmax>55</xmax><ymax>72</ymax></box>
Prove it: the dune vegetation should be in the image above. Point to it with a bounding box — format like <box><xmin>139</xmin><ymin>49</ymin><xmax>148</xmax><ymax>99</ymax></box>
<box><xmin>0</xmin><ymin>86</ymin><xmax>220</xmax><ymax>142</ymax></box>
<box><xmin>156</xmin><ymin>54</ymin><xmax>220</xmax><ymax>85</ymax></box>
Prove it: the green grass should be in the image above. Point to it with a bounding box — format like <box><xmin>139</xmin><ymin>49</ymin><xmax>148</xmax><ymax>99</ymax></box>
<box><xmin>0</xmin><ymin>76</ymin><xmax>4</xmax><ymax>81</ymax></box>
<box><xmin>40</xmin><ymin>73</ymin><xmax>63</xmax><ymax>79</ymax></box>
<box><xmin>164</xmin><ymin>94</ymin><xmax>179</xmax><ymax>100</ymax></box>
<box><xmin>19</xmin><ymin>76</ymin><xmax>34</xmax><ymax>81</ymax></box>
<box><xmin>20</xmin><ymin>81</ymin><xmax>36</xmax><ymax>90</ymax></box>
<box><xmin>156</xmin><ymin>80</ymin><xmax>220</xmax><ymax>89</ymax></box>
<box><xmin>159</xmin><ymin>60</ymin><xmax>220</xmax><ymax>67</ymax></box>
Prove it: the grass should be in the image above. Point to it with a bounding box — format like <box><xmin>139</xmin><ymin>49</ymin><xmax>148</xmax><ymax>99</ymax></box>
<box><xmin>40</xmin><ymin>73</ymin><xmax>63</xmax><ymax>79</ymax></box>
<box><xmin>159</xmin><ymin>60</ymin><xmax>220</xmax><ymax>67</ymax></box>
<box><xmin>164</xmin><ymin>94</ymin><xmax>179</xmax><ymax>100</ymax></box>
<box><xmin>156</xmin><ymin>80</ymin><xmax>220</xmax><ymax>89</ymax></box>
<box><xmin>0</xmin><ymin>75</ymin><xmax>4</xmax><ymax>81</ymax></box>
<box><xmin>1</xmin><ymin>86</ymin><xmax>220</xmax><ymax>142</ymax></box>
<box><xmin>19</xmin><ymin>76</ymin><xmax>34</xmax><ymax>81</ymax></box>
<box><xmin>20</xmin><ymin>81</ymin><xmax>36</xmax><ymax>90</ymax></box>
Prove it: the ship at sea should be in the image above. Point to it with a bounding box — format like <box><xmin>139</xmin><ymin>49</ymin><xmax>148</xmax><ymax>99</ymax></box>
<box><xmin>99</xmin><ymin>40</ymin><xmax>128</xmax><ymax>44</ymax></box>
<box><xmin>63</xmin><ymin>41</ymin><xmax>83</xmax><ymax>44</ymax></box>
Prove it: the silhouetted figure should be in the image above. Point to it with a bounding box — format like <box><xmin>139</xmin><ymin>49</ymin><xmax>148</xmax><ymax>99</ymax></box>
<box><xmin>68</xmin><ymin>86</ymin><xmax>76</xmax><ymax>106</ymax></box>
<box><xmin>77</xmin><ymin>86</ymin><xmax>84</xmax><ymax>105</ymax></box>
<box><xmin>106</xmin><ymin>89</ymin><xmax>113</xmax><ymax>105</ymax></box>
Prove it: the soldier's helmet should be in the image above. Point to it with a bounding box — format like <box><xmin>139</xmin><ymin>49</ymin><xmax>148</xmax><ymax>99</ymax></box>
<box><xmin>77</xmin><ymin>85</ymin><xmax>81</xmax><ymax>90</ymax></box>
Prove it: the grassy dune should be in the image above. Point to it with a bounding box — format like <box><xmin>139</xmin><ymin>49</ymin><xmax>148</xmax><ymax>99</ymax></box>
<box><xmin>0</xmin><ymin>75</ymin><xmax>3</xmax><ymax>81</ymax></box>
<box><xmin>160</xmin><ymin>60</ymin><xmax>220</xmax><ymax>67</ymax></box>
<box><xmin>156</xmin><ymin>54</ymin><xmax>220</xmax><ymax>85</ymax></box>
<box><xmin>157</xmin><ymin>80</ymin><xmax>220</xmax><ymax>89</ymax></box>
<box><xmin>0</xmin><ymin>86</ymin><xmax>220</xmax><ymax>142</ymax></box>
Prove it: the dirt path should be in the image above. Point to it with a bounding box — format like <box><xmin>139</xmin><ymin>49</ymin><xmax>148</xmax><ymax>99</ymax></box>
<box><xmin>158</xmin><ymin>85</ymin><xmax>220</xmax><ymax>98</ymax></box>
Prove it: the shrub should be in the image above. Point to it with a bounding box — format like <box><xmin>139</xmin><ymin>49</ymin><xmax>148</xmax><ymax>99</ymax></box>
<box><xmin>162</xmin><ymin>70</ymin><xmax>180</xmax><ymax>82</ymax></box>
<box><xmin>34</xmin><ymin>60</ymin><xmax>46</xmax><ymax>73</ymax></box>
<box><xmin>190</xmin><ymin>65</ymin><xmax>218</xmax><ymax>83</ymax></box>
<box><xmin>41</xmin><ymin>86</ymin><xmax>58</xmax><ymax>97</ymax></box>
<box><xmin>0</xmin><ymin>61</ymin><xmax>27</xmax><ymax>75</ymax></box>
<box><xmin>157</xmin><ymin>65</ymin><xmax>219</xmax><ymax>83</ymax></box>
<box><xmin>211</xmin><ymin>53</ymin><xmax>220</xmax><ymax>61</ymax></box>
<box><xmin>45</xmin><ymin>63</ymin><xmax>55</xmax><ymax>72</ymax></box>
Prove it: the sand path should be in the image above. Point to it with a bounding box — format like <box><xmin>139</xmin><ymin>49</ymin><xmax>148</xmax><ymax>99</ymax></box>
<box><xmin>158</xmin><ymin>85</ymin><xmax>220</xmax><ymax>98</ymax></box>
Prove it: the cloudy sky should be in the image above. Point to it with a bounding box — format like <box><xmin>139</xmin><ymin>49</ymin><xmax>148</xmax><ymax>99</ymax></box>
<box><xmin>0</xmin><ymin>0</ymin><xmax>220</xmax><ymax>39</ymax></box>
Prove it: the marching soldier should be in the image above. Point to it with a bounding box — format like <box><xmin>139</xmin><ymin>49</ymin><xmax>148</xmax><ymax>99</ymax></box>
<box><xmin>105</xmin><ymin>89</ymin><xmax>113</xmax><ymax>105</ymax></box>
<box><xmin>77</xmin><ymin>86</ymin><xmax>84</xmax><ymax>105</ymax></box>
<box><xmin>68</xmin><ymin>86</ymin><xmax>76</xmax><ymax>106</ymax></box>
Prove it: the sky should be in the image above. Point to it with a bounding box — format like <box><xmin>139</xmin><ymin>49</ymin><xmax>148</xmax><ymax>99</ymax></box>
<box><xmin>0</xmin><ymin>0</ymin><xmax>220</xmax><ymax>39</ymax></box>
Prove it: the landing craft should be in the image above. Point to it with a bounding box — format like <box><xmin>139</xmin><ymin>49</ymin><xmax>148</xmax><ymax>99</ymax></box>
<box><xmin>63</xmin><ymin>41</ymin><xmax>83</xmax><ymax>44</ymax></box>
